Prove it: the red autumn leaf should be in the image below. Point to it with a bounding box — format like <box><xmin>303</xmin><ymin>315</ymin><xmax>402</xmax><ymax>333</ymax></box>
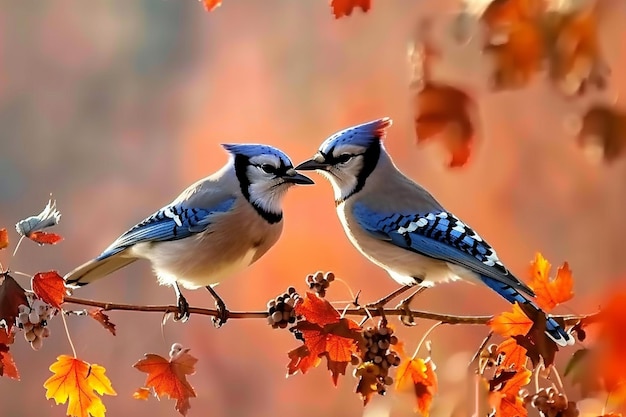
<box><xmin>0</xmin><ymin>344</ymin><xmax>18</xmax><ymax>380</ymax></box>
<box><xmin>0</xmin><ymin>228</ymin><xmax>8</xmax><ymax>250</ymax></box>
<box><xmin>28</xmin><ymin>231</ymin><xmax>63</xmax><ymax>245</ymax></box>
<box><xmin>330</xmin><ymin>0</ymin><xmax>371</xmax><ymax>19</ymax></box>
<box><xmin>488</xmin><ymin>303</ymin><xmax>534</xmax><ymax>338</ymax></box>
<box><xmin>496</xmin><ymin>338</ymin><xmax>528</xmax><ymax>371</ymax></box>
<box><xmin>288</xmin><ymin>292</ymin><xmax>364</xmax><ymax>385</ymax></box>
<box><xmin>133</xmin><ymin>346</ymin><xmax>198</xmax><ymax>416</ymax></box>
<box><xmin>489</xmin><ymin>368</ymin><xmax>532</xmax><ymax>417</ymax></box>
<box><xmin>202</xmin><ymin>0</ymin><xmax>222</xmax><ymax>12</ymax></box>
<box><xmin>396</xmin><ymin>357</ymin><xmax>438</xmax><ymax>417</ymax></box>
<box><xmin>527</xmin><ymin>253</ymin><xmax>574</xmax><ymax>312</ymax></box>
<box><xmin>88</xmin><ymin>309</ymin><xmax>116</xmax><ymax>336</ymax></box>
<box><xmin>0</xmin><ymin>273</ymin><xmax>28</xmax><ymax>332</ymax></box>
<box><xmin>31</xmin><ymin>271</ymin><xmax>65</xmax><ymax>309</ymax></box>
<box><xmin>132</xmin><ymin>387</ymin><xmax>151</xmax><ymax>400</ymax></box>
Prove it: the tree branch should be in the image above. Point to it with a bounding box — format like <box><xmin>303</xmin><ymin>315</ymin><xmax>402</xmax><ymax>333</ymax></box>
<box><xmin>63</xmin><ymin>296</ymin><xmax>595</xmax><ymax>326</ymax></box>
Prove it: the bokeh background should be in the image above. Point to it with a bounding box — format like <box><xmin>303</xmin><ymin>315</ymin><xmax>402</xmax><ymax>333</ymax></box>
<box><xmin>0</xmin><ymin>0</ymin><xmax>625</xmax><ymax>416</ymax></box>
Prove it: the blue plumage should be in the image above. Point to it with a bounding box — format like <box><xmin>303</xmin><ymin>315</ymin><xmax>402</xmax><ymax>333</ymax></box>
<box><xmin>98</xmin><ymin>198</ymin><xmax>236</xmax><ymax>260</ymax></box>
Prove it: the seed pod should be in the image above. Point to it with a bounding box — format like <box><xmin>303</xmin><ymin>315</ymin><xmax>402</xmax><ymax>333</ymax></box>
<box><xmin>31</xmin><ymin>336</ymin><xmax>44</xmax><ymax>351</ymax></box>
<box><xmin>374</xmin><ymin>355</ymin><xmax>383</xmax><ymax>364</ymax></box>
<box><xmin>33</xmin><ymin>326</ymin><xmax>45</xmax><ymax>337</ymax></box>
<box><xmin>378</xmin><ymin>326</ymin><xmax>388</xmax><ymax>336</ymax></box>
<box><xmin>384</xmin><ymin>376</ymin><xmax>393</xmax><ymax>386</ymax></box>
<box><xmin>24</xmin><ymin>330</ymin><xmax>36</xmax><ymax>342</ymax></box>
<box><xmin>351</xmin><ymin>355</ymin><xmax>360</xmax><ymax>366</ymax></box>
<box><xmin>271</xmin><ymin>311</ymin><xmax>283</xmax><ymax>323</ymax></box>
<box><xmin>325</xmin><ymin>272</ymin><xmax>335</xmax><ymax>282</ymax></box>
<box><xmin>378</xmin><ymin>339</ymin><xmax>390</xmax><ymax>350</ymax></box>
<box><xmin>41</xmin><ymin>327</ymin><xmax>51</xmax><ymax>338</ymax></box>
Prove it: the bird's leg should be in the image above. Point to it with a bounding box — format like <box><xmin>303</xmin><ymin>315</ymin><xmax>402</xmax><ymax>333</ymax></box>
<box><xmin>365</xmin><ymin>284</ymin><xmax>414</xmax><ymax>311</ymax></box>
<box><xmin>396</xmin><ymin>286</ymin><xmax>428</xmax><ymax>326</ymax></box>
<box><xmin>205</xmin><ymin>285</ymin><xmax>229</xmax><ymax>328</ymax></box>
<box><xmin>173</xmin><ymin>282</ymin><xmax>190</xmax><ymax>323</ymax></box>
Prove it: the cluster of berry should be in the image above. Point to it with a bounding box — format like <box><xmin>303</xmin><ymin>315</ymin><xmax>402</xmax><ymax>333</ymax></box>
<box><xmin>522</xmin><ymin>387</ymin><xmax>579</xmax><ymax>417</ymax></box>
<box><xmin>16</xmin><ymin>298</ymin><xmax>55</xmax><ymax>350</ymax></box>
<box><xmin>305</xmin><ymin>271</ymin><xmax>335</xmax><ymax>297</ymax></box>
<box><xmin>266</xmin><ymin>287</ymin><xmax>299</xmax><ymax>329</ymax></box>
<box><xmin>354</xmin><ymin>322</ymin><xmax>401</xmax><ymax>395</ymax></box>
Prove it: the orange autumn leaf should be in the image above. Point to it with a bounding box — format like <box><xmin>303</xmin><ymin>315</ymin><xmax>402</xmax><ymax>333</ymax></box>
<box><xmin>330</xmin><ymin>0</ymin><xmax>371</xmax><ymax>19</ymax></box>
<box><xmin>528</xmin><ymin>253</ymin><xmax>574</xmax><ymax>311</ymax></box>
<box><xmin>0</xmin><ymin>228</ymin><xmax>8</xmax><ymax>250</ymax></box>
<box><xmin>44</xmin><ymin>355</ymin><xmax>116</xmax><ymax>417</ymax></box>
<box><xmin>31</xmin><ymin>271</ymin><xmax>66</xmax><ymax>309</ymax></box>
<box><xmin>488</xmin><ymin>303</ymin><xmax>533</xmax><ymax>338</ymax></box>
<box><xmin>288</xmin><ymin>292</ymin><xmax>364</xmax><ymax>384</ymax></box>
<box><xmin>133</xmin><ymin>347</ymin><xmax>198</xmax><ymax>416</ymax></box>
<box><xmin>132</xmin><ymin>387</ymin><xmax>151</xmax><ymax>400</ymax></box>
<box><xmin>489</xmin><ymin>368</ymin><xmax>532</xmax><ymax>417</ymax></box>
<box><xmin>396</xmin><ymin>357</ymin><xmax>438</xmax><ymax>417</ymax></box>
<box><xmin>202</xmin><ymin>0</ymin><xmax>222</xmax><ymax>12</ymax></box>
<box><xmin>496</xmin><ymin>338</ymin><xmax>528</xmax><ymax>371</ymax></box>
<box><xmin>88</xmin><ymin>309</ymin><xmax>116</xmax><ymax>336</ymax></box>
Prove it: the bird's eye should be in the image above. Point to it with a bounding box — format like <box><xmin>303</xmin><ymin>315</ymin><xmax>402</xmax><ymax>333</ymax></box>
<box><xmin>336</xmin><ymin>154</ymin><xmax>353</xmax><ymax>164</ymax></box>
<box><xmin>260</xmin><ymin>164</ymin><xmax>276</xmax><ymax>174</ymax></box>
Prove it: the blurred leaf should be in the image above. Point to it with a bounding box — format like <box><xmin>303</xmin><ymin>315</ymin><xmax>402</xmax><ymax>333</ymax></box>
<box><xmin>44</xmin><ymin>355</ymin><xmax>116</xmax><ymax>417</ymax></box>
<box><xmin>527</xmin><ymin>253</ymin><xmax>574</xmax><ymax>312</ymax></box>
<box><xmin>0</xmin><ymin>273</ymin><xmax>27</xmax><ymax>332</ymax></box>
<box><xmin>28</xmin><ymin>231</ymin><xmax>63</xmax><ymax>245</ymax></box>
<box><xmin>133</xmin><ymin>347</ymin><xmax>197</xmax><ymax>416</ymax></box>
<box><xmin>395</xmin><ymin>357</ymin><xmax>438</xmax><ymax>417</ymax></box>
<box><xmin>88</xmin><ymin>309</ymin><xmax>116</xmax><ymax>336</ymax></box>
<box><xmin>132</xmin><ymin>387</ymin><xmax>151</xmax><ymax>401</ymax></box>
<box><xmin>577</xmin><ymin>105</ymin><xmax>626</xmax><ymax>164</ymax></box>
<box><xmin>330</xmin><ymin>0</ymin><xmax>370</xmax><ymax>19</ymax></box>
<box><xmin>488</xmin><ymin>303</ymin><xmax>533</xmax><ymax>338</ymax></box>
<box><xmin>488</xmin><ymin>368</ymin><xmax>531</xmax><ymax>417</ymax></box>
<box><xmin>0</xmin><ymin>229</ymin><xmax>8</xmax><ymax>250</ymax></box>
<box><xmin>202</xmin><ymin>0</ymin><xmax>222</xmax><ymax>12</ymax></box>
<box><xmin>31</xmin><ymin>271</ymin><xmax>65</xmax><ymax>309</ymax></box>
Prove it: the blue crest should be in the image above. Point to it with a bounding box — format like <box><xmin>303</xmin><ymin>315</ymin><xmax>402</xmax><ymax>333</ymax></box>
<box><xmin>319</xmin><ymin>117</ymin><xmax>393</xmax><ymax>154</ymax></box>
<box><xmin>221</xmin><ymin>143</ymin><xmax>293</xmax><ymax>167</ymax></box>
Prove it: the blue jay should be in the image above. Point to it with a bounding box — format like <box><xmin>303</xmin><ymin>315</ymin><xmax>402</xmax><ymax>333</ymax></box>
<box><xmin>296</xmin><ymin>118</ymin><xmax>573</xmax><ymax>346</ymax></box>
<box><xmin>65</xmin><ymin>144</ymin><xmax>314</xmax><ymax>325</ymax></box>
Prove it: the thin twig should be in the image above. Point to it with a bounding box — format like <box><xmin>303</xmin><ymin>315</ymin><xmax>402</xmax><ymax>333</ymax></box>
<box><xmin>63</xmin><ymin>296</ymin><xmax>595</xmax><ymax>325</ymax></box>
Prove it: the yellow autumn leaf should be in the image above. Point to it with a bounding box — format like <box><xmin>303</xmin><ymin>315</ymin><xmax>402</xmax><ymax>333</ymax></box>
<box><xmin>44</xmin><ymin>355</ymin><xmax>116</xmax><ymax>417</ymax></box>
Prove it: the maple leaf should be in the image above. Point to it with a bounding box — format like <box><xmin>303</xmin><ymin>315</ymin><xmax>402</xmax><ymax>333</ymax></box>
<box><xmin>133</xmin><ymin>346</ymin><xmax>198</xmax><ymax>416</ymax></box>
<box><xmin>496</xmin><ymin>338</ymin><xmax>528</xmax><ymax>371</ymax></box>
<box><xmin>288</xmin><ymin>293</ymin><xmax>364</xmax><ymax>385</ymax></box>
<box><xmin>88</xmin><ymin>309</ymin><xmax>116</xmax><ymax>336</ymax></box>
<box><xmin>528</xmin><ymin>253</ymin><xmax>574</xmax><ymax>311</ymax></box>
<box><xmin>0</xmin><ymin>272</ymin><xmax>28</xmax><ymax>331</ymax></box>
<box><xmin>396</xmin><ymin>357</ymin><xmax>438</xmax><ymax>417</ymax></box>
<box><xmin>202</xmin><ymin>0</ymin><xmax>222</xmax><ymax>12</ymax></box>
<box><xmin>44</xmin><ymin>355</ymin><xmax>116</xmax><ymax>417</ymax></box>
<box><xmin>489</xmin><ymin>368</ymin><xmax>532</xmax><ymax>417</ymax></box>
<box><xmin>16</xmin><ymin>199</ymin><xmax>63</xmax><ymax>245</ymax></box>
<box><xmin>32</xmin><ymin>271</ymin><xmax>65</xmax><ymax>309</ymax></box>
<box><xmin>0</xmin><ymin>344</ymin><xmax>18</xmax><ymax>380</ymax></box>
<box><xmin>330</xmin><ymin>0</ymin><xmax>371</xmax><ymax>19</ymax></box>
<box><xmin>132</xmin><ymin>387</ymin><xmax>151</xmax><ymax>400</ymax></box>
<box><xmin>512</xmin><ymin>311</ymin><xmax>560</xmax><ymax>368</ymax></box>
<box><xmin>488</xmin><ymin>303</ymin><xmax>533</xmax><ymax>338</ymax></box>
<box><xmin>0</xmin><ymin>228</ymin><xmax>8</xmax><ymax>250</ymax></box>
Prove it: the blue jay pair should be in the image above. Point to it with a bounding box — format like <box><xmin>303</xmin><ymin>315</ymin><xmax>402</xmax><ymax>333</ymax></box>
<box><xmin>65</xmin><ymin>122</ymin><xmax>573</xmax><ymax>346</ymax></box>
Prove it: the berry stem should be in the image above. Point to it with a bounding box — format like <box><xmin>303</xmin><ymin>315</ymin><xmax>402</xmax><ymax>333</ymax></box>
<box><xmin>412</xmin><ymin>321</ymin><xmax>442</xmax><ymax>359</ymax></box>
<box><xmin>11</xmin><ymin>236</ymin><xmax>25</xmax><ymax>259</ymax></box>
<box><xmin>60</xmin><ymin>308</ymin><xmax>77</xmax><ymax>358</ymax></box>
<box><xmin>332</xmin><ymin>277</ymin><xmax>357</xmax><ymax>303</ymax></box>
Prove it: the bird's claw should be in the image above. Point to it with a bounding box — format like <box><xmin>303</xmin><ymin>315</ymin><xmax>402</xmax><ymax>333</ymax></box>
<box><xmin>396</xmin><ymin>298</ymin><xmax>416</xmax><ymax>326</ymax></box>
<box><xmin>212</xmin><ymin>301</ymin><xmax>229</xmax><ymax>328</ymax></box>
<box><xmin>175</xmin><ymin>294</ymin><xmax>191</xmax><ymax>323</ymax></box>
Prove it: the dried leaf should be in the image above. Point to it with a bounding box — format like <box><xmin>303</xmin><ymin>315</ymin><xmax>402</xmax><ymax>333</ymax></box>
<box><xmin>16</xmin><ymin>199</ymin><xmax>61</xmax><ymax>239</ymax></box>
<box><xmin>29</xmin><ymin>231</ymin><xmax>63</xmax><ymax>245</ymax></box>
<box><xmin>287</xmin><ymin>293</ymin><xmax>364</xmax><ymax>384</ymax></box>
<box><xmin>330</xmin><ymin>0</ymin><xmax>371</xmax><ymax>19</ymax></box>
<box><xmin>0</xmin><ymin>229</ymin><xmax>8</xmax><ymax>250</ymax></box>
<box><xmin>32</xmin><ymin>271</ymin><xmax>65</xmax><ymax>309</ymax></box>
<box><xmin>488</xmin><ymin>303</ymin><xmax>533</xmax><ymax>338</ymax></box>
<box><xmin>488</xmin><ymin>368</ymin><xmax>532</xmax><ymax>417</ymax></box>
<box><xmin>512</xmin><ymin>311</ymin><xmax>559</xmax><ymax>368</ymax></box>
<box><xmin>132</xmin><ymin>387</ymin><xmax>151</xmax><ymax>400</ymax></box>
<box><xmin>396</xmin><ymin>357</ymin><xmax>438</xmax><ymax>417</ymax></box>
<box><xmin>0</xmin><ymin>273</ymin><xmax>27</xmax><ymax>331</ymax></box>
<box><xmin>88</xmin><ymin>309</ymin><xmax>116</xmax><ymax>336</ymax></box>
<box><xmin>133</xmin><ymin>345</ymin><xmax>197</xmax><ymax>416</ymax></box>
<box><xmin>355</xmin><ymin>363</ymin><xmax>383</xmax><ymax>406</ymax></box>
<box><xmin>528</xmin><ymin>253</ymin><xmax>574</xmax><ymax>311</ymax></box>
<box><xmin>202</xmin><ymin>0</ymin><xmax>221</xmax><ymax>12</ymax></box>
<box><xmin>44</xmin><ymin>355</ymin><xmax>116</xmax><ymax>417</ymax></box>
<box><xmin>412</xmin><ymin>82</ymin><xmax>476</xmax><ymax>168</ymax></box>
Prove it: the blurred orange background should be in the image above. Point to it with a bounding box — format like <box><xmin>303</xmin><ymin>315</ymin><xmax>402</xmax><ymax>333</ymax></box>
<box><xmin>0</xmin><ymin>0</ymin><xmax>625</xmax><ymax>416</ymax></box>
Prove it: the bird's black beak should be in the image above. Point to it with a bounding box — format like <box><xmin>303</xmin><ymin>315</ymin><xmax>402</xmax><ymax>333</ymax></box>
<box><xmin>295</xmin><ymin>154</ymin><xmax>330</xmax><ymax>171</ymax></box>
<box><xmin>281</xmin><ymin>168</ymin><xmax>315</xmax><ymax>185</ymax></box>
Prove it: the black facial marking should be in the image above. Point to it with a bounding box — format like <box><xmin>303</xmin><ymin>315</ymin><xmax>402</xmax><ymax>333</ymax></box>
<box><xmin>337</xmin><ymin>140</ymin><xmax>381</xmax><ymax>203</ymax></box>
<box><xmin>233</xmin><ymin>154</ymin><xmax>283</xmax><ymax>224</ymax></box>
